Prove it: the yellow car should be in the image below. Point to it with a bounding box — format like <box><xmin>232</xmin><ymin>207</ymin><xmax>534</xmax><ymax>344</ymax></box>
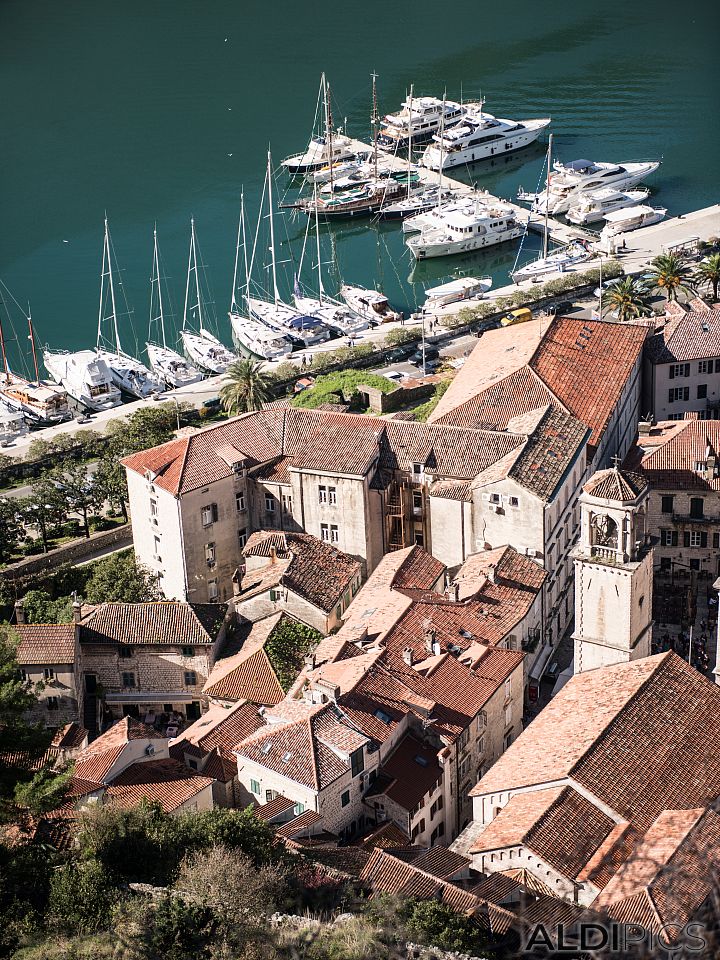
<box><xmin>500</xmin><ymin>307</ymin><xmax>533</xmax><ymax>327</ymax></box>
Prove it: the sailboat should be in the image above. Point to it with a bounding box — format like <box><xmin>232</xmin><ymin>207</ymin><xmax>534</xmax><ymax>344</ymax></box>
<box><xmin>0</xmin><ymin>284</ymin><xmax>70</xmax><ymax>426</ymax></box>
<box><xmin>180</xmin><ymin>219</ymin><xmax>236</xmax><ymax>374</ymax></box>
<box><xmin>145</xmin><ymin>228</ymin><xmax>203</xmax><ymax>388</ymax></box>
<box><xmin>229</xmin><ymin>191</ymin><xmax>293</xmax><ymax>361</ymax></box>
<box><xmin>246</xmin><ymin>153</ymin><xmax>330</xmax><ymax>347</ymax></box>
<box><xmin>282</xmin><ymin>74</ymin><xmax>355</xmax><ymax>174</ymax></box>
<box><xmin>95</xmin><ymin>218</ymin><xmax>164</xmax><ymax>399</ymax></box>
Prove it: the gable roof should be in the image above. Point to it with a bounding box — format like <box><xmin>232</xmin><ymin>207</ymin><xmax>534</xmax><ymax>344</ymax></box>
<box><xmin>15</xmin><ymin>623</ymin><xmax>76</xmax><ymax>665</ymax></box>
<box><xmin>432</xmin><ymin>316</ymin><xmax>647</xmax><ymax>456</ymax></box>
<box><xmin>470</xmin><ymin>653</ymin><xmax>720</xmax><ymax>832</ymax></box>
<box><xmin>202</xmin><ymin>614</ymin><xmax>285</xmax><ymax>705</ymax></box>
<box><xmin>106</xmin><ymin>757</ymin><xmax>214</xmax><ymax>812</ymax></box>
<box><xmin>79</xmin><ymin>602</ymin><xmax>226</xmax><ymax>646</ymax></box>
<box><xmin>364</xmin><ymin>733</ymin><xmax>442</xmax><ymax>812</ymax></box>
<box><xmin>169</xmin><ymin>700</ymin><xmax>264</xmax><ymax>758</ymax></box>
<box><xmin>241</xmin><ymin>531</ymin><xmax>361</xmax><ymax>614</ymax></box>
<box><xmin>645</xmin><ymin>309</ymin><xmax>720</xmax><ymax>364</ymax></box>
<box><xmin>627</xmin><ymin>418</ymin><xmax>720</xmax><ymax>492</ymax></box>
<box><xmin>73</xmin><ymin>717</ymin><xmax>165</xmax><ymax>785</ymax></box>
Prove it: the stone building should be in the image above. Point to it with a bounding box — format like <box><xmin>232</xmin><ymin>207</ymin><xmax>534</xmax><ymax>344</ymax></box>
<box><xmin>572</xmin><ymin>467</ymin><xmax>653</xmax><ymax>674</ymax></box>
<box><xmin>624</xmin><ymin>414</ymin><xmax>720</xmax><ymax>577</ymax></box>
<box><xmin>78</xmin><ymin>601</ymin><xmax>231</xmax><ymax>731</ymax></box>
<box><xmin>451</xmin><ymin>653</ymin><xmax>720</xmax><ymax>907</ymax></box>
<box><xmin>642</xmin><ymin>302</ymin><xmax>720</xmax><ymax>421</ymax></box>
<box><xmin>14</xmin><ymin>619</ymin><xmax>82</xmax><ymax>729</ymax></box>
<box><xmin>235</xmin><ymin>530</ymin><xmax>363</xmax><ymax>633</ymax></box>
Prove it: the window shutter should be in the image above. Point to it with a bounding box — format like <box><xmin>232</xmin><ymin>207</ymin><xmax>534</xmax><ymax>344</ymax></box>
<box><xmin>683</xmin><ymin>531</ymin><xmax>691</xmax><ymax>548</ymax></box>
<box><xmin>672</xmin><ymin>531</ymin><xmax>678</xmax><ymax>546</ymax></box>
<box><xmin>211</xmin><ymin>503</ymin><xmax>219</xmax><ymax>522</ymax></box>
<box><xmin>701</xmin><ymin>532</ymin><xmax>708</xmax><ymax>548</ymax></box>
<box><xmin>669</xmin><ymin>366</ymin><xmax>675</xmax><ymax>380</ymax></box>
<box><xmin>685</xmin><ymin>364</ymin><xmax>690</xmax><ymax>377</ymax></box>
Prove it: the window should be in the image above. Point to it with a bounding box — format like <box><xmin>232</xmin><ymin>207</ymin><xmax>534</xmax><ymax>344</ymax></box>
<box><xmin>509</xmin><ymin>496</ymin><xmax>519</xmax><ymax>508</ymax></box>
<box><xmin>412</xmin><ymin>462</ymin><xmax>423</xmax><ymax>476</ymax></box>
<box><xmin>690</xmin><ymin>497</ymin><xmax>705</xmax><ymax>519</ymax></box>
<box><xmin>477</xmin><ymin>735</ymin><xmax>485</xmax><ymax>755</ymax></box>
<box><xmin>318</xmin><ymin>486</ymin><xmax>327</xmax><ymax>503</ymax></box>
<box><xmin>122</xmin><ymin>672</ymin><xmax>136</xmax><ymax>688</ymax></box>
<box><xmin>714</xmin><ymin>533</ymin><xmax>719</xmax><ymax>549</ymax></box>
<box><xmin>660</xmin><ymin>557</ymin><xmax>672</xmax><ymax>571</ymax></box>
<box><xmin>458</xmin><ymin>728</ymin><xmax>470</xmax><ymax>751</ymax></box>
<box><xmin>414</xmin><ymin>530</ymin><xmax>424</xmax><ymax>546</ymax></box>
<box><xmin>264</xmin><ymin>494</ymin><xmax>275</xmax><ymax>513</ymax></box>
<box><xmin>341</xmin><ymin>790</ymin><xmax>350</xmax><ymax>807</ymax></box>
<box><xmin>321</xmin><ymin>523</ymin><xmax>330</xmax><ymax>542</ymax></box>
<box><xmin>47</xmin><ymin>696</ymin><xmax>59</xmax><ymax>711</ymax></box>
<box><xmin>430</xmin><ymin>823</ymin><xmax>445</xmax><ymax>844</ymax></box>
<box><xmin>430</xmin><ymin>796</ymin><xmax>444</xmax><ymax>818</ymax></box>
<box><xmin>293</xmin><ymin>802</ymin><xmax>305</xmax><ymax>815</ymax></box>
<box><xmin>236</xmin><ymin>491</ymin><xmax>246</xmax><ymax>512</ymax></box>
<box><xmin>350</xmin><ymin>747</ymin><xmax>365</xmax><ymax>778</ymax></box>
<box><xmin>250</xmin><ymin>779</ymin><xmax>260</xmax><ymax>795</ymax></box>
<box><xmin>669</xmin><ymin>363</ymin><xmax>690</xmax><ymax>379</ymax></box>
<box><xmin>201</xmin><ymin>503</ymin><xmax>219</xmax><ymax>526</ymax></box>
<box><xmin>150</xmin><ymin>498</ymin><xmax>158</xmax><ymax>517</ymax></box>
<box><xmin>119</xmin><ymin>645</ymin><xmax>133</xmax><ymax>659</ymax></box>
<box><xmin>716</xmin><ymin>358</ymin><xmax>720</xmax><ymax>373</ymax></box>
<box><xmin>187</xmin><ymin>758</ymin><xmax>199</xmax><ymax>771</ymax></box>
<box><xmin>153</xmin><ymin>535</ymin><xmax>161</xmax><ymax>559</ymax></box>
<box><xmin>265</xmin><ymin>789</ymin><xmax>275</xmax><ymax>803</ymax></box>
<box><xmin>330</xmin><ymin>524</ymin><xmax>339</xmax><ymax>543</ymax></box>
<box><xmin>489</xmin><ymin>493</ymin><xmax>501</xmax><ymax>504</ymax></box>
<box><xmin>688</xmin><ymin>531</ymin><xmax>707</xmax><ymax>548</ymax></box>
<box><xmin>698</xmin><ymin>360</ymin><xmax>711</xmax><ymax>374</ymax></box>
<box><xmin>661</xmin><ymin>495</ymin><xmax>674</xmax><ymax>513</ymax></box>
<box><xmin>181</xmin><ymin>646</ymin><xmax>195</xmax><ymax>658</ymax></box>
<box><xmin>328</xmin><ymin>487</ymin><xmax>337</xmax><ymax>505</ymax></box>
<box><xmin>690</xmin><ymin>558</ymin><xmax>701</xmax><ymax>571</ymax></box>
<box><xmin>413</xmin><ymin>490</ymin><xmax>423</xmax><ymax>511</ymax></box>
<box><xmin>238</xmin><ymin>528</ymin><xmax>247</xmax><ymax>548</ymax></box>
<box><xmin>698</xmin><ymin>384</ymin><xmax>708</xmax><ymax>400</ymax></box>
<box><xmin>660</xmin><ymin>529</ymin><xmax>678</xmax><ymax>546</ymax></box>
<box><xmin>208</xmin><ymin>579</ymin><xmax>219</xmax><ymax>600</ymax></box>
<box><xmin>184</xmin><ymin>671</ymin><xmax>198</xmax><ymax>686</ymax></box>
<box><xmin>505</xmin><ymin>704</ymin><xmax>513</xmax><ymax>727</ymax></box>
<box><xmin>43</xmin><ymin>667</ymin><xmax>55</xmax><ymax>681</ymax></box>
<box><xmin>205</xmin><ymin>542</ymin><xmax>216</xmax><ymax>566</ymax></box>
<box><xmin>504</xmin><ymin>733</ymin><xmax>513</xmax><ymax>751</ymax></box>
<box><xmin>668</xmin><ymin>387</ymin><xmax>689</xmax><ymax>403</ymax></box>
<box><xmin>282</xmin><ymin>494</ymin><xmax>292</xmax><ymax>514</ymax></box>
<box><xmin>411</xmin><ymin>818</ymin><xmax>426</xmax><ymax>840</ymax></box>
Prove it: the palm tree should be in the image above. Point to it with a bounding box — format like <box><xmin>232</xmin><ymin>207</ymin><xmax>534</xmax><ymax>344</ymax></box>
<box><xmin>648</xmin><ymin>252</ymin><xmax>695</xmax><ymax>302</ymax></box>
<box><xmin>602</xmin><ymin>277</ymin><xmax>651</xmax><ymax>322</ymax></box>
<box><xmin>219</xmin><ymin>359</ymin><xmax>272</xmax><ymax>415</ymax></box>
<box><xmin>695</xmin><ymin>253</ymin><xmax>720</xmax><ymax>303</ymax></box>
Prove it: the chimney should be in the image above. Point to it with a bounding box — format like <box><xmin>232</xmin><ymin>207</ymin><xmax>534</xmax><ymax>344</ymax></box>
<box><xmin>424</xmin><ymin>626</ymin><xmax>436</xmax><ymax>653</ymax></box>
<box><xmin>706</xmin><ymin>455</ymin><xmax>716</xmax><ymax>482</ymax></box>
<box><xmin>72</xmin><ymin>594</ymin><xmax>82</xmax><ymax>624</ymax></box>
<box><xmin>304</xmin><ymin>652</ymin><xmax>316</xmax><ymax>671</ymax></box>
<box><xmin>231</xmin><ymin>566</ymin><xmax>244</xmax><ymax>598</ymax></box>
<box><xmin>487</xmin><ymin>564</ymin><xmax>496</xmax><ymax>584</ymax></box>
<box><xmin>269</xmin><ymin>545</ymin><xmax>277</xmax><ymax>563</ymax></box>
<box><xmin>432</xmin><ymin>639</ymin><xmax>441</xmax><ymax>656</ymax></box>
<box><xmin>14</xmin><ymin>599</ymin><xmax>25</xmax><ymax>624</ymax></box>
<box><xmin>453</xmin><ymin>582</ymin><xmax>460</xmax><ymax>602</ymax></box>
<box><xmin>403</xmin><ymin>647</ymin><xmax>414</xmax><ymax>667</ymax></box>
<box><xmin>637</xmin><ymin>420</ymin><xmax>652</xmax><ymax>437</ymax></box>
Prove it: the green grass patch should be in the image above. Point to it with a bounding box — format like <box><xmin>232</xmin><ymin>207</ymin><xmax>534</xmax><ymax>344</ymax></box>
<box><xmin>291</xmin><ymin>369</ymin><xmax>396</xmax><ymax>411</ymax></box>
<box><xmin>406</xmin><ymin>380</ymin><xmax>451</xmax><ymax>423</ymax></box>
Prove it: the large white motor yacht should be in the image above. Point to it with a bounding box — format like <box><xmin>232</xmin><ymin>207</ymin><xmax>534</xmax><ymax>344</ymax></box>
<box><xmin>519</xmin><ymin>158</ymin><xmax>661</xmax><ymax>215</ymax></box>
<box><xmin>0</xmin><ymin>372</ymin><xmax>70</xmax><ymax>427</ymax></box>
<box><xmin>407</xmin><ymin>204</ymin><xmax>524</xmax><ymax>260</ymax></box>
<box><xmin>600</xmin><ymin>205</ymin><xmax>667</xmax><ymax>238</ymax></box>
<box><xmin>421</xmin><ymin>108</ymin><xmax>551</xmax><ymax>170</ymax></box>
<box><xmin>423</xmin><ymin>276</ymin><xmax>493</xmax><ymax>309</ymax></box>
<box><xmin>378</xmin><ymin>96</ymin><xmax>470</xmax><ymax>151</ymax></box>
<box><xmin>565</xmin><ymin>187</ymin><xmax>651</xmax><ymax>225</ymax></box>
<box><xmin>282</xmin><ymin>133</ymin><xmax>356</xmax><ymax>175</ymax></box>
<box><xmin>42</xmin><ymin>349</ymin><xmax>122</xmax><ymax>412</ymax></box>
<box><xmin>340</xmin><ymin>285</ymin><xmax>402</xmax><ymax>325</ymax></box>
<box><xmin>96</xmin><ymin>348</ymin><xmax>163</xmax><ymax>400</ymax></box>
<box><xmin>512</xmin><ymin>241</ymin><xmax>594</xmax><ymax>283</ymax></box>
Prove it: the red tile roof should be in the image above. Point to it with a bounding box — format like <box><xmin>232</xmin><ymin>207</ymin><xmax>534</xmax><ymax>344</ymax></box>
<box><xmin>353</xmin><ymin>820</ymin><xmax>410</xmax><ymax>850</ymax></box>
<box><xmin>275</xmin><ymin>809</ymin><xmax>322</xmax><ymax>839</ymax></box>
<box><xmin>241</xmin><ymin>531</ymin><xmax>361</xmax><ymax>614</ymax></box>
<box><xmin>645</xmin><ymin>309</ymin><xmax>720</xmax><ymax>364</ymax></box>
<box><xmin>628</xmin><ymin>418</ymin><xmax>720</xmax><ymax>492</ymax></box>
<box><xmin>73</xmin><ymin>717</ymin><xmax>165</xmax><ymax>785</ymax></box>
<box><xmin>365</xmin><ymin>734</ymin><xmax>442</xmax><ymax>811</ymax></box>
<box><xmin>170</xmin><ymin>700</ymin><xmax>264</xmax><ymax>758</ymax></box>
<box><xmin>106</xmin><ymin>757</ymin><xmax>214</xmax><ymax>812</ymax></box>
<box><xmin>15</xmin><ymin>623</ymin><xmax>76</xmax><ymax>664</ymax></box>
<box><xmin>79</xmin><ymin>602</ymin><xmax>226</xmax><ymax>646</ymax></box>
<box><xmin>412</xmin><ymin>847</ymin><xmax>470</xmax><ymax>881</ymax></box>
<box><xmin>470</xmin><ymin>653</ymin><xmax>720</xmax><ymax>833</ymax></box>
<box><xmin>253</xmin><ymin>794</ymin><xmax>294</xmax><ymax>822</ymax></box>
<box><xmin>202</xmin><ymin>614</ymin><xmax>286</xmax><ymax>705</ymax></box>
<box><xmin>52</xmin><ymin>722</ymin><xmax>88</xmax><ymax>750</ymax></box>
<box><xmin>583</xmin><ymin>467</ymin><xmax>648</xmax><ymax>501</ymax></box>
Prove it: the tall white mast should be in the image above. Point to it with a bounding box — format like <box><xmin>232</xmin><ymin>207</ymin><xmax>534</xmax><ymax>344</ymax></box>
<box><xmin>437</xmin><ymin>95</ymin><xmax>446</xmax><ymax>211</ymax></box>
<box><xmin>150</xmin><ymin>225</ymin><xmax>166</xmax><ymax>348</ymax></box>
<box><xmin>183</xmin><ymin>219</ymin><xmax>194</xmax><ymax>333</ymax></box>
<box><xmin>371</xmin><ymin>72</ymin><xmax>379</xmax><ymax>181</ymax></box>
<box><xmin>543</xmin><ymin>133</ymin><xmax>553</xmax><ymax>260</ymax></box>
<box><xmin>266</xmin><ymin>150</ymin><xmax>280</xmax><ymax>307</ymax></box>
<box><xmin>98</xmin><ymin>216</ymin><xmax>121</xmax><ymax>353</ymax></box>
<box><xmin>314</xmin><ymin>183</ymin><xmax>324</xmax><ymax>301</ymax></box>
<box><xmin>230</xmin><ymin>190</ymin><xmax>246</xmax><ymax>315</ymax></box>
<box><xmin>407</xmin><ymin>83</ymin><xmax>414</xmax><ymax>199</ymax></box>
<box><xmin>191</xmin><ymin>219</ymin><xmax>206</xmax><ymax>333</ymax></box>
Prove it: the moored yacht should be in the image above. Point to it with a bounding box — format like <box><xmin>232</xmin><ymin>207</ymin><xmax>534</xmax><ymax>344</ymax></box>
<box><xmin>512</xmin><ymin>240</ymin><xmax>594</xmax><ymax>283</ymax></box>
<box><xmin>0</xmin><ymin>399</ymin><xmax>28</xmax><ymax>446</ymax></box>
<box><xmin>600</xmin><ymin>205</ymin><xmax>667</xmax><ymax>238</ymax></box>
<box><xmin>378</xmin><ymin>95</ymin><xmax>469</xmax><ymax>151</ymax></box>
<box><xmin>282</xmin><ymin>74</ymin><xmax>354</xmax><ymax>174</ymax></box>
<box><xmin>340</xmin><ymin>285</ymin><xmax>402</xmax><ymax>325</ymax></box>
<box><xmin>518</xmin><ymin>158</ymin><xmax>661</xmax><ymax>215</ymax></box>
<box><xmin>421</xmin><ymin>106</ymin><xmax>551</xmax><ymax>170</ymax></box>
<box><xmin>42</xmin><ymin>349</ymin><xmax>121</xmax><ymax>412</ymax></box>
<box><xmin>565</xmin><ymin>187</ymin><xmax>651</xmax><ymax>225</ymax></box>
<box><xmin>423</xmin><ymin>276</ymin><xmax>493</xmax><ymax>309</ymax></box>
<box><xmin>378</xmin><ymin>185</ymin><xmax>457</xmax><ymax>221</ymax></box>
<box><xmin>407</xmin><ymin>203</ymin><xmax>524</xmax><ymax>260</ymax></box>
<box><xmin>146</xmin><ymin>227</ymin><xmax>203</xmax><ymax>388</ymax></box>
<box><xmin>181</xmin><ymin>219</ymin><xmax>235</xmax><ymax>374</ymax></box>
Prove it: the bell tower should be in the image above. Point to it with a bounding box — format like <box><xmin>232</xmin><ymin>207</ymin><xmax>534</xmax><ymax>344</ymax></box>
<box><xmin>572</xmin><ymin>465</ymin><xmax>653</xmax><ymax>674</ymax></box>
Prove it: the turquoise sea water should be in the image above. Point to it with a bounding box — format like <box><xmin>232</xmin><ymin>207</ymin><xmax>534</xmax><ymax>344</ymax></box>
<box><xmin>0</xmin><ymin>0</ymin><xmax>718</xmax><ymax>373</ymax></box>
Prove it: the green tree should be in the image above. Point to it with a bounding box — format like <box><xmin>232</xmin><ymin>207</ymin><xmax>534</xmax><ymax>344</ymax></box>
<box><xmin>52</xmin><ymin>461</ymin><xmax>100</xmax><ymax>539</ymax></box>
<box><xmin>94</xmin><ymin>455</ymin><xmax>129</xmax><ymax>522</ymax></box>
<box><xmin>402</xmin><ymin>899</ymin><xmax>492</xmax><ymax>954</ymax></box>
<box><xmin>18</xmin><ymin>479</ymin><xmax>67</xmax><ymax>553</ymax></box>
<box><xmin>0</xmin><ymin>624</ymin><xmax>67</xmax><ymax>822</ymax></box>
<box><xmin>106</xmin><ymin>404</ymin><xmax>181</xmax><ymax>458</ymax></box>
<box><xmin>602</xmin><ymin>276</ymin><xmax>652</xmax><ymax>322</ymax></box>
<box><xmin>264</xmin><ymin>618</ymin><xmax>322</xmax><ymax>691</ymax></box>
<box><xmin>695</xmin><ymin>253</ymin><xmax>720</xmax><ymax>302</ymax></box>
<box><xmin>0</xmin><ymin>496</ymin><xmax>23</xmax><ymax>564</ymax></box>
<box><xmin>47</xmin><ymin>859</ymin><xmax>124</xmax><ymax>935</ymax></box>
<box><xmin>220</xmin><ymin>359</ymin><xmax>272</xmax><ymax>415</ymax></box>
<box><xmin>21</xmin><ymin>589</ymin><xmax>74</xmax><ymax>624</ymax></box>
<box><xmin>648</xmin><ymin>252</ymin><xmax>695</xmax><ymax>302</ymax></box>
<box><xmin>83</xmin><ymin>551</ymin><xmax>160</xmax><ymax>604</ymax></box>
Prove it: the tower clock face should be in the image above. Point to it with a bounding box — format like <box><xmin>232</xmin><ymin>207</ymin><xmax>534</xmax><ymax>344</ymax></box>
<box><xmin>592</xmin><ymin>513</ymin><xmax>616</xmax><ymax>546</ymax></box>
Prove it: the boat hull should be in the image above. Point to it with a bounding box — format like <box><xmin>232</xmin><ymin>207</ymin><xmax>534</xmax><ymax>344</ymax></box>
<box><xmin>408</xmin><ymin>225</ymin><xmax>524</xmax><ymax>261</ymax></box>
<box><xmin>181</xmin><ymin>331</ymin><xmax>235</xmax><ymax>375</ymax></box>
<box><xmin>421</xmin><ymin>119</ymin><xmax>551</xmax><ymax>171</ymax></box>
<box><xmin>146</xmin><ymin>343</ymin><xmax>204</xmax><ymax>388</ymax></box>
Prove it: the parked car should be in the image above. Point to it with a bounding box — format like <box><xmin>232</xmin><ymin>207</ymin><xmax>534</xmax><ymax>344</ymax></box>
<box><xmin>500</xmin><ymin>307</ymin><xmax>532</xmax><ymax>327</ymax></box>
<box><xmin>410</xmin><ymin>345</ymin><xmax>439</xmax><ymax>366</ymax></box>
<box><xmin>549</xmin><ymin>301</ymin><xmax>574</xmax><ymax>315</ymax></box>
<box><xmin>386</xmin><ymin>345</ymin><xmax>415</xmax><ymax>363</ymax></box>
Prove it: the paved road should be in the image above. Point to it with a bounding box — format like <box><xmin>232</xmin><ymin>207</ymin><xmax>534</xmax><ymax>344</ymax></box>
<box><xmin>1</xmin><ymin>461</ymin><xmax>100</xmax><ymax>500</ymax></box>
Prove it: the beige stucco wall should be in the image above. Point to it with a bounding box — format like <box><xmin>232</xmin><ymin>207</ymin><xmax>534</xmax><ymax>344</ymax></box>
<box><xmin>650</xmin><ymin>358</ymin><xmax>720</xmax><ymax>422</ymax></box>
<box><xmin>428</xmin><ymin>497</ymin><xmax>473</xmax><ymax>570</ymax></box>
<box><xmin>126</xmin><ymin>471</ymin><xmax>186</xmax><ymax>600</ymax></box>
<box><xmin>21</xmin><ymin>662</ymin><xmax>80</xmax><ymax>728</ymax></box>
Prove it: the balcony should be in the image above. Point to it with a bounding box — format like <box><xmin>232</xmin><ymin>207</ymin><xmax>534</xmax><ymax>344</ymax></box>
<box><xmin>673</xmin><ymin>513</ymin><xmax>716</xmax><ymax>524</ymax></box>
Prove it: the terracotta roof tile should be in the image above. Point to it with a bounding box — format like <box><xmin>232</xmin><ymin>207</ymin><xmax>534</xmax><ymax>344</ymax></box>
<box><xmin>73</xmin><ymin>717</ymin><xmax>165</xmax><ymax>785</ymax></box>
<box><xmin>203</xmin><ymin>615</ymin><xmax>285</xmax><ymax>705</ymax></box>
<box><xmin>79</xmin><ymin>602</ymin><xmax>226</xmax><ymax>646</ymax></box>
<box><xmin>106</xmin><ymin>757</ymin><xmax>214</xmax><ymax>812</ymax></box>
<box><xmin>275</xmin><ymin>810</ymin><xmax>322</xmax><ymax>838</ymax></box>
<box><xmin>645</xmin><ymin>309</ymin><xmax>720</xmax><ymax>364</ymax></box>
<box><xmin>629</xmin><ymin>418</ymin><xmax>720</xmax><ymax>492</ymax></box>
<box><xmin>354</xmin><ymin>820</ymin><xmax>410</xmax><ymax>849</ymax></box>
<box><xmin>253</xmin><ymin>794</ymin><xmax>294</xmax><ymax>822</ymax></box>
<box><xmin>583</xmin><ymin>467</ymin><xmax>648</xmax><ymax>501</ymax></box>
<box><xmin>365</xmin><ymin>734</ymin><xmax>442</xmax><ymax>811</ymax></box>
<box><xmin>412</xmin><ymin>847</ymin><xmax>470</xmax><ymax>881</ymax></box>
<box><xmin>15</xmin><ymin>624</ymin><xmax>76</xmax><ymax>664</ymax></box>
<box><xmin>170</xmin><ymin>700</ymin><xmax>264</xmax><ymax>756</ymax></box>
